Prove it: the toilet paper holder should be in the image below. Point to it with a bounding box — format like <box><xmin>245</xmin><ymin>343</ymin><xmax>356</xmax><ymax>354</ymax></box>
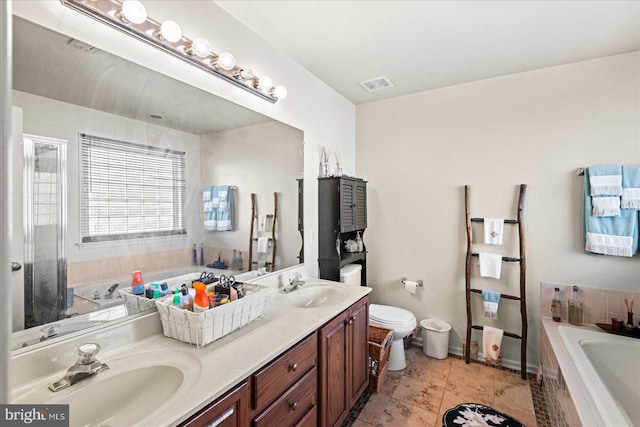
<box><xmin>401</xmin><ymin>277</ymin><xmax>423</xmax><ymax>287</ymax></box>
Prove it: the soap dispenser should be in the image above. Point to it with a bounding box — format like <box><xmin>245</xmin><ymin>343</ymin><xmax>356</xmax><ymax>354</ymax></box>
<box><xmin>355</xmin><ymin>231</ymin><xmax>363</xmax><ymax>252</ymax></box>
<box><xmin>551</xmin><ymin>287</ymin><xmax>562</xmax><ymax>322</ymax></box>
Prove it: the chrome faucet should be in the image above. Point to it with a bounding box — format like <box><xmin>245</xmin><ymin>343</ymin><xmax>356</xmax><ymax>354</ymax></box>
<box><xmin>104</xmin><ymin>283</ymin><xmax>119</xmax><ymax>299</ymax></box>
<box><xmin>49</xmin><ymin>343</ymin><xmax>109</xmax><ymax>392</ymax></box>
<box><xmin>40</xmin><ymin>324</ymin><xmax>60</xmax><ymax>342</ymax></box>
<box><xmin>283</xmin><ymin>273</ymin><xmax>305</xmax><ymax>293</ymax></box>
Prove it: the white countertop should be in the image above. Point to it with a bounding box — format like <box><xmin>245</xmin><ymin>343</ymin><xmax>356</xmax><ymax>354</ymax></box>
<box><xmin>10</xmin><ymin>276</ymin><xmax>371</xmax><ymax>426</ymax></box>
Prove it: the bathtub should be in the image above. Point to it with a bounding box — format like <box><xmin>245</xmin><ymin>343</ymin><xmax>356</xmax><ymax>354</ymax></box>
<box><xmin>558</xmin><ymin>325</ymin><xmax>639</xmax><ymax>427</ymax></box>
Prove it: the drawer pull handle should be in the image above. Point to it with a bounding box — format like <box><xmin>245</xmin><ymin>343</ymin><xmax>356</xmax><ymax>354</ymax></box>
<box><xmin>290</xmin><ymin>402</ymin><xmax>298</xmax><ymax>411</ymax></box>
<box><xmin>290</xmin><ymin>363</ymin><xmax>298</xmax><ymax>372</ymax></box>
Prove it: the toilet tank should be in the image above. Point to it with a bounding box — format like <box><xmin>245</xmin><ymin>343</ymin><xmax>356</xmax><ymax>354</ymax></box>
<box><xmin>340</xmin><ymin>264</ymin><xmax>362</xmax><ymax>286</ymax></box>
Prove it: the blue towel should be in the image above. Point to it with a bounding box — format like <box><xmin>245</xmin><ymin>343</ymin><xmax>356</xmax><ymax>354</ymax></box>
<box><xmin>584</xmin><ymin>169</ymin><xmax>638</xmax><ymax>256</ymax></box>
<box><xmin>203</xmin><ymin>185</ymin><xmax>235</xmax><ymax>231</ymax></box>
<box><xmin>588</xmin><ymin>164</ymin><xmax>622</xmax><ymax>196</ymax></box>
<box><xmin>482</xmin><ymin>290</ymin><xmax>501</xmax><ymax>320</ymax></box>
<box><xmin>621</xmin><ymin>165</ymin><xmax>640</xmax><ymax>209</ymax></box>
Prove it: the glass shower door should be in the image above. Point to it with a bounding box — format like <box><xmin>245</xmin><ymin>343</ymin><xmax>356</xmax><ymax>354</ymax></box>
<box><xmin>23</xmin><ymin>134</ymin><xmax>67</xmax><ymax>329</ymax></box>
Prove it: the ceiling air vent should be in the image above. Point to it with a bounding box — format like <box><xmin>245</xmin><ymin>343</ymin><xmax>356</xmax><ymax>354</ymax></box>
<box><xmin>359</xmin><ymin>76</ymin><xmax>394</xmax><ymax>92</ymax></box>
<box><xmin>67</xmin><ymin>38</ymin><xmax>99</xmax><ymax>54</ymax></box>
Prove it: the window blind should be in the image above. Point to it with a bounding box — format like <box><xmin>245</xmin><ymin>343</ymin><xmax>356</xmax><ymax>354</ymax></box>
<box><xmin>80</xmin><ymin>133</ymin><xmax>186</xmax><ymax>243</ymax></box>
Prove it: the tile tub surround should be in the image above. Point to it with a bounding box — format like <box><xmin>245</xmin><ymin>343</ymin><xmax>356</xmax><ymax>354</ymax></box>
<box><xmin>67</xmin><ymin>246</ymin><xmax>249</xmax><ymax>287</ymax></box>
<box><xmin>540</xmin><ymin>282</ymin><xmax>640</xmax><ymax>326</ymax></box>
<box><xmin>10</xmin><ymin>267</ymin><xmax>372</xmax><ymax>426</ymax></box>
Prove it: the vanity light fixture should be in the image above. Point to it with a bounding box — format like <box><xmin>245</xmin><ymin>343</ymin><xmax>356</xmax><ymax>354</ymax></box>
<box><xmin>60</xmin><ymin>0</ymin><xmax>287</xmax><ymax>103</ymax></box>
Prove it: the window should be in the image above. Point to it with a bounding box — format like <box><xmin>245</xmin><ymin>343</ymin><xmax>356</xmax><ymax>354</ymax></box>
<box><xmin>80</xmin><ymin>133</ymin><xmax>186</xmax><ymax>243</ymax></box>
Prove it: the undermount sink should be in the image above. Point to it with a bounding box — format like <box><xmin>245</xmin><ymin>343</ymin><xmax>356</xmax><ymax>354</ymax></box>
<box><xmin>285</xmin><ymin>284</ymin><xmax>349</xmax><ymax>308</ymax></box>
<box><xmin>12</xmin><ymin>350</ymin><xmax>201</xmax><ymax>426</ymax></box>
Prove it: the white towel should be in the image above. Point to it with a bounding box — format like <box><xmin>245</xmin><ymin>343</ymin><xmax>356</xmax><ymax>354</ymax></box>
<box><xmin>483</xmin><ymin>218</ymin><xmax>504</xmax><ymax>245</ymax></box>
<box><xmin>257</xmin><ymin>236</ymin><xmax>269</xmax><ymax>253</ymax></box>
<box><xmin>591</xmin><ymin>196</ymin><xmax>620</xmax><ymax>217</ymax></box>
<box><xmin>483</xmin><ymin>326</ymin><xmax>503</xmax><ymax>367</ymax></box>
<box><xmin>258</xmin><ymin>215</ymin><xmax>267</xmax><ymax>232</ymax></box>
<box><xmin>478</xmin><ymin>252</ymin><xmax>502</xmax><ymax>279</ymax></box>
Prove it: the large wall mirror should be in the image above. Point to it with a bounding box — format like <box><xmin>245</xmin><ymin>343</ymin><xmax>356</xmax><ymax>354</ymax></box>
<box><xmin>10</xmin><ymin>16</ymin><xmax>304</xmax><ymax>349</ymax></box>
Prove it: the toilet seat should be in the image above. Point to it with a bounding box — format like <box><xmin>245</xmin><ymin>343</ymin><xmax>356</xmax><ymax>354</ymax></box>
<box><xmin>369</xmin><ymin>304</ymin><xmax>415</xmax><ymax>325</ymax></box>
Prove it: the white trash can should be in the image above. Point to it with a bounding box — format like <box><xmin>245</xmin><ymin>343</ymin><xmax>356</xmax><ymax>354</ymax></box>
<box><xmin>420</xmin><ymin>319</ymin><xmax>451</xmax><ymax>359</ymax></box>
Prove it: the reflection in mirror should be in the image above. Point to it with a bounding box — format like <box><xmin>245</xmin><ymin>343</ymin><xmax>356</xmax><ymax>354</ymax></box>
<box><xmin>10</xmin><ymin>16</ymin><xmax>303</xmax><ymax>349</ymax></box>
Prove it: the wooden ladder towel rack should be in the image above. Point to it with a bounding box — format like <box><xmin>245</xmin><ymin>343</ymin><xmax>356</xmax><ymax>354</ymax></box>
<box><xmin>248</xmin><ymin>192</ymin><xmax>278</xmax><ymax>272</ymax></box>
<box><xmin>464</xmin><ymin>184</ymin><xmax>528</xmax><ymax>380</ymax></box>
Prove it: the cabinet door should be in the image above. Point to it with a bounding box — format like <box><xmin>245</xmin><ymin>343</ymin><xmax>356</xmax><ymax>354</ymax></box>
<box><xmin>339</xmin><ymin>179</ymin><xmax>367</xmax><ymax>233</ymax></box>
<box><xmin>179</xmin><ymin>381</ymin><xmax>249</xmax><ymax>427</ymax></box>
<box><xmin>354</xmin><ymin>180</ymin><xmax>367</xmax><ymax>230</ymax></box>
<box><xmin>318</xmin><ymin>312</ymin><xmax>348</xmax><ymax>427</ymax></box>
<box><xmin>347</xmin><ymin>297</ymin><xmax>369</xmax><ymax>406</ymax></box>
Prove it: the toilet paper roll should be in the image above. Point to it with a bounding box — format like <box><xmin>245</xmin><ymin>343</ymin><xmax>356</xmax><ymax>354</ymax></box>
<box><xmin>404</xmin><ymin>280</ymin><xmax>418</xmax><ymax>295</ymax></box>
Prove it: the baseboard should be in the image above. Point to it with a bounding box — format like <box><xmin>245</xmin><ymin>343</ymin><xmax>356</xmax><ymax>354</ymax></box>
<box><xmin>410</xmin><ymin>336</ymin><xmax>537</xmax><ymax>374</ymax></box>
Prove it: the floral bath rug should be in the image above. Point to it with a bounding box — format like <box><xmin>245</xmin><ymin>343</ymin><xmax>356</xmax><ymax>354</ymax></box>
<box><xmin>442</xmin><ymin>403</ymin><xmax>525</xmax><ymax>427</ymax></box>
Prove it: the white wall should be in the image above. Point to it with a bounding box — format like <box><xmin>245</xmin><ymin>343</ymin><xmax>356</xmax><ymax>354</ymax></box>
<box><xmin>12</xmin><ymin>1</ymin><xmax>356</xmax><ymax>280</ymax></box>
<box><xmin>356</xmin><ymin>52</ymin><xmax>640</xmax><ymax>369</ymax></box>
<box><xmin>200</xmin><ymin>121</ymin><xmax>304</xmax><ymax>270</ymax></box>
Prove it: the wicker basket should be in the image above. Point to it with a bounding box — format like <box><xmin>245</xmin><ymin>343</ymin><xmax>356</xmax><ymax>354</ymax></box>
<box><xmin>155</xmin><ymin>283</ymin><xmax>270</xmax><ymax>348</ymax></box>
<box><xmin>118</xmin><ymin>288</ymin><xmax>159</xmax><ymax>315</ymax></box>
<box><xmin>368</xmin><ymin>325</ymin><xmax>393</xmax><ymax>393</ymax></box>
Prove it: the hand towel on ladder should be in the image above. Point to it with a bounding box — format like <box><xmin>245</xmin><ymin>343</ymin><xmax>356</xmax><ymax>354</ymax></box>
<box><xmin>478</xmin><ymin>252</ymin><xmax>502</xmax><ymax>279</ymax></box>
<box><xmin>483</xmin><ymin>326</ymin><xmax>503</xmax><ymax>367</ymax></box>
<box><xmin>584</xmin><ymin>168</ymin><xmax>638</xmax><ymax>256</ymax></box>
<box><xmin>483</xmin><ymin>218</ymin><xmax>504</xmax><ymax>245</ymax></box>
<box><xmin>482</xmin><ymin>290</ymin><xmax>501</xmax><ymax>320</ymax></box>
<box><xmin>257</xmin><ymin>236</ymin><xmax>269</xmax><ymax>253</ymax></box>
<box><xmin>621</xmin><ymin>165</ymin><xmax>640</xmax><ymax>209</ymax></box>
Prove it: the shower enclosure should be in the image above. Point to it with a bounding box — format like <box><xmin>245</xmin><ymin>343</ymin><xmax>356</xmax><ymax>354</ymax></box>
<box><xmin>22</xmin><ymin>134</ymin><xmax>67</xmax><ymax>329</ymax></box>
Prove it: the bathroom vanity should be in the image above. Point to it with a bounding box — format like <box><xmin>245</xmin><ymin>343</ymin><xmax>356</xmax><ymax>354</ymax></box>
<box><xmin>10</xmin><ymin>272</ymin><xmax>371</xmax><ymax>427</ymax></box>
<box><xmin>180</xmin><ymin>296</ymin><xmax>369</xmax><ymax>427</ymax></box>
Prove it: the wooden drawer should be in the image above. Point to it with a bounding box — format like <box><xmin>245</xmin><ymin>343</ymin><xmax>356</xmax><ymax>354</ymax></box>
<box><xmin>253</xmin><ymin>367</ymin><xmax>317</xmax><ymax>427</ymax></box>
<box><xmin>252</xmin><ymin>332</ymin><xmax>317</xmax><ymax>410</ymax></box>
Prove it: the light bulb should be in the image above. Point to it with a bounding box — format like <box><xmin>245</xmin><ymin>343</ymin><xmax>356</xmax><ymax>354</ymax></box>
<box><xmin>120</xmin><ymin>0</ymin><xmax>147</xmax><ymax>24</ymax></box>
<box><xmin>189</xmin><ymin>38</ymin><xmax>211</xmax><ymax>58</ymax></box>
<box><xmin>272</xmin><ymin>85</ymin><xmax>288</xmax><ymax>100</ymax></box>
<box><xmin>256</xmin><ymin>75</ymin><xmax>272</xmax><ymax>91</ymax></box>
<box><xmin>159</xmin><ymin>20</ymin><xmax>182</xmax><ymax>43</ymax></box>
<box><xmin>216</xmin><ymin>52</ymin><xmax>235</xmax><ymax>71</ymax></box>
<box><xmin>235</xmin><ymin>69</ymin><xmax>253</xmax><ymax>80</ymax></box>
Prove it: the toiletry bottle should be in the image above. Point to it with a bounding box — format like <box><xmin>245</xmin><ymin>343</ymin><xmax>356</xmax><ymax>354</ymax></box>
<box><xmin>355</xmin><ymin>231</ymin><xmax>363</xmax><ymax>252</ymax></box>
<box><xmin>180</xmin><ymin>287</ymin><xmax>193</xmax><ymax>311</ymax></box>
<box><xmin>200</xmin><ymin>243</ymin><xmax>204</xmax><ymax>266</ymax></box>
<box><xmin>568</xmin><ymin>285</ymin><xmax>582</xmax><ymax>326</ymax></box>
<box><xmin>238</xmin><ymin>252</ymin><xmax>243</xmax><ymax>270</ymax></box>
<box><xmin>551</xmin><ymin>287</ymin><xmax>562</xmax><ymax>322</ymax></box>
<box><xmin>192</xmin><ymin>244</ymin><xmax>197</xmax><ymax>266</ymax></box>
<box><xmin>192</xmin><ymin>282</ymin><xmax>209</xmax><ymax>313</ymax></box>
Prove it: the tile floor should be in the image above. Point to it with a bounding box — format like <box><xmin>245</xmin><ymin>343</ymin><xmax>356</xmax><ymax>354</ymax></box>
<box><xmin>350</xmin><ymin>347</ymin><xmax>538</xmax><ymax>427</ymax></box>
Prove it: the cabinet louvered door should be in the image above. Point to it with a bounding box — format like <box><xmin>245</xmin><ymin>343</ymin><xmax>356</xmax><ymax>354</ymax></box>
<box><xmin>354</xmin><ymin>181</ymin><xmax>367</xmax><ymax>230</ymax></box>
<box><xmin>340</xmin><ymin>180</ymin><xmax>356</xmax><ymax>233</ymax></box>
<box><xmin>339</xmin><ymin>178</ymin><xmax>367</xmax><ymax>233</ymax></box>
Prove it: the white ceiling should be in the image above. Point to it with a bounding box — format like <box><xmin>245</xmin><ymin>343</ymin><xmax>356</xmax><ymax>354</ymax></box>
<box><xmin>216</xmin><ymin>1</ymin><xmax>640</xmax><ymax>105</ymax></box>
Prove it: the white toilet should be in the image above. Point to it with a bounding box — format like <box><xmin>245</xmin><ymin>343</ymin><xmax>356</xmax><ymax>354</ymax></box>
<box><xmin>369</xmin><ymin>304</ymin><xmax>417</xmax><ymax>371</ymax></box>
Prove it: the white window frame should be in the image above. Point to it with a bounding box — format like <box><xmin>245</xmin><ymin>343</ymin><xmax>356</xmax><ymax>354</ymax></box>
<box><xmin>79</xmin><ymin>133</ymin><xmax>186</xmax><ymax>243</ymax></box>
